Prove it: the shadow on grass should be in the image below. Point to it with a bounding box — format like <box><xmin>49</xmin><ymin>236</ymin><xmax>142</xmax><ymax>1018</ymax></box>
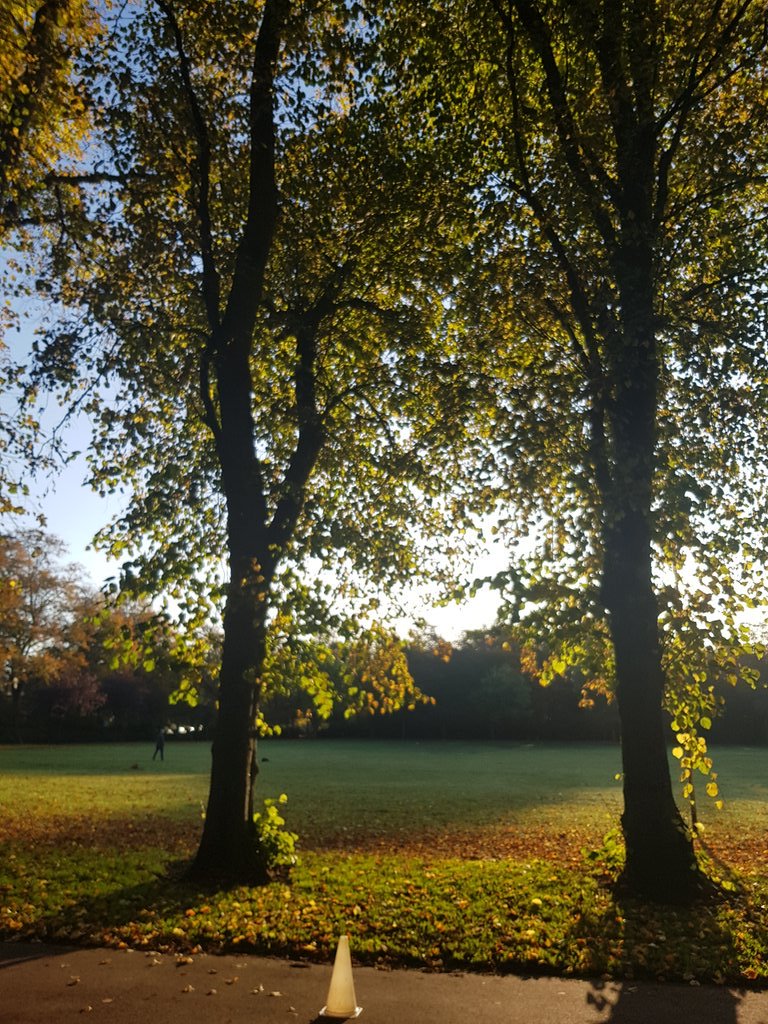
<box><xmin>5</xmin><ymin>847</ymin><xmax>768</xmax><ymax>1005</ymax></box>
<box><xmin>5</xmin><ymin>863</ymin><xmax>308</xmax><ymax>961</ymax></box>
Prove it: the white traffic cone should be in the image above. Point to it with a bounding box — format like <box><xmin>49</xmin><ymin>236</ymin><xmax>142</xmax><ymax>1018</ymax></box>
<box><xmin>319</xmin><ymin>935</ymin><xmax>362</xmax><ymax>1018</ymax></box>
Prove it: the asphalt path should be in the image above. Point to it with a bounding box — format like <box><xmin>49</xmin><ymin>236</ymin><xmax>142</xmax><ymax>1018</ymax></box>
<box><xmin>2</xmin><ymin>941</ymin><xmax>768</xmax><ymax>1024</ymax></box>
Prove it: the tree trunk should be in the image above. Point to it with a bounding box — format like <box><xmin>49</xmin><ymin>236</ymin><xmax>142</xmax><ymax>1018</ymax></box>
<box><xmin>11</xmin><ymin>680</ymin><xmax>22</xmax><ymax>744</ymax></box>
<box><xmin>601</xmin><ymin>244</ymin><xmax>701</xmax><ymax>900</ymax></box>
<box><xmin>602</xmin><ymin>508</ymin><xmax>700</xmax><ymax>900</ymax></box>
<box><xmin>190</xmin><ymin>531</ymin><xmax>272</xmax><ymax>881</ymax></box>
<box><xmin>190</xmin><ymin>340</ymin><xmax>277</xmax><ymax>882</ymax></box>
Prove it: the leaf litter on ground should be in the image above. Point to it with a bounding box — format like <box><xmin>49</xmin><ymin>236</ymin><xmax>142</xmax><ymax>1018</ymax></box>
<box><xmin>1</xmin><ymin>811</ymin><xmax>767</xmax><ymax>986</ymax></box>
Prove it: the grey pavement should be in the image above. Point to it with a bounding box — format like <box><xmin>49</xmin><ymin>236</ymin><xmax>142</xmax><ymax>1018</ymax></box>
<box><xmin>2</xmin><ymin>941</ymin><xmax>768</xmax><ymax>1024</ymax></box>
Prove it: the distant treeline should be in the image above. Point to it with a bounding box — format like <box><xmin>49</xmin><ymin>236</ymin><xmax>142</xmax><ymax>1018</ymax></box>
<box><xmin>266</xmin><ymin>637</ymin><xmax>768</xmax><ymax>746</ymax></box>
<box><xmin>3</xmin><ymin>632</ymin><xmax>767</xmax><ymax>746</ymax></box>
<box><xmin>0</xmin><ymin>667</ymin><xmax>214</xmax><ymax>745</ymax></box>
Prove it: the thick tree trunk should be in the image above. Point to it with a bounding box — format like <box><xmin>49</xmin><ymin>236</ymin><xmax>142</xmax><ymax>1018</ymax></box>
<box><xmin>602</xmin><ymin>509</ymin><xmax>700</xmax><ymax>900</ymax></box>
<box><xmin>498</xmin><ymin>0</ymin><xmax>707</xmax><ymax>900</ymax></box>
<box><xmin>191</xmin><ymin>584</ymin><xmax>267</xmax><ymax>880</ymax></box>
<box><xmin>190</xmin><ymin>343</ymin><xmax>277</xmax><ymax>882</ymax></box>
<box><xmin>601</xmin><ymin>245</ymin><xmax>701</xmax><ymax>900</ymax></box>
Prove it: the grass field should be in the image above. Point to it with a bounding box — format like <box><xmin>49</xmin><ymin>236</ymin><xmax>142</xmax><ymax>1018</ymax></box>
<box><xmin>0</xmin><ymin>740</ymin><xmax>767</xmax><ymax>984</ymax></box>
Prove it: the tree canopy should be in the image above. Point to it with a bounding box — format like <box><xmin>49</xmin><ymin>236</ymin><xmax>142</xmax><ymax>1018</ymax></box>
<box><xmin>0</xmin><ymin>0</ymin><xmax>101</xmax><ymax>521</ymax></box>
<box><xmin>0</xmin><ymin>528</ymin><xmax>100</xmax><ymax>737</ymax></box>
<box><xmin>0</xmin><ymin>0</ymin><xmax>97</xmax><ymax>225</ymax></box>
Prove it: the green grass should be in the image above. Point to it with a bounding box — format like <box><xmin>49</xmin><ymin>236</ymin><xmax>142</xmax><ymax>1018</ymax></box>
<box><xmin>0</xmin><ymin>738</ymin><xmax>628</xmax><ymax>836</ymax></box>
<box><xmin>1</xmin><ymin>738</ymin><xmax>765</xmax><ymax>835</ymax></box>
<box><xmin>0</xmin><ymin>740</ymin><xmax>767</xmax><ymax>984</ymax></box>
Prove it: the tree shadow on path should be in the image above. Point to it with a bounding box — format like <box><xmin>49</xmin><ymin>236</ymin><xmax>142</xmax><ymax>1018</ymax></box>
<box><xmin>569</xmin><ymin>887</ymin><xmax>762</xmax><ymax>1024</ymax></box>
<box><xmin>0</xmin><ymin>941</ymin><xmax>74</xmax><ymax>969</ymax></box>
<box><xmin>584</xmin><ymin>978</ymin><xmax>745</xmax><ymax>1023</ymax></box>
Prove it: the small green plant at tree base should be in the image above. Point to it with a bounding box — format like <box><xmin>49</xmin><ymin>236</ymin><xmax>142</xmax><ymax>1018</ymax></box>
<box><xmin>583</xmin><ymin>827</ymin><xmax>625</xmax><ymax>884</ymax></box>
<box><xmin>252</xmin><ymin>794</ymin><xmax>299</xmax><ymax>879</ymax></box>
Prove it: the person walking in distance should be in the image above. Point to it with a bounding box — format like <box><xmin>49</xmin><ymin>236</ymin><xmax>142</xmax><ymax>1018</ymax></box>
<box><xmin>153</xmin><ymin>727</ymin><xmax>166</xmax><ymax>761</ymax></box>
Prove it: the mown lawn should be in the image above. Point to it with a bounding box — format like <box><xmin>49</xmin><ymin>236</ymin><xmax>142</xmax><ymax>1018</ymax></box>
<box><xmin>0</xmin><ymin>740</ymin><xmax>767</xmax><ymax>984</ymax></box>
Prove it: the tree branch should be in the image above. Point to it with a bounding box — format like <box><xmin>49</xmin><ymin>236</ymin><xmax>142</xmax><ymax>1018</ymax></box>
<box><xmin>156</xmin><ymin>0</ymin><xmax>221</xmax><ymax>331</ymax></box>
<box><xmin>44</xmin><ymin>170</ymin><xmax>158</xmax><ymax>186</ymax></box>
<box><xmin>497</xmin><ymin>0</ymin><xmax>618</xmax><ymax>252</ymax></box>
<box><xmin>267</xmin><ymin>321</ymin><xmax>325</xmax><ymax>552</ymax></box>
<box><xmin>222</xmin><ymin>0</ymin><xmax>289</xmax><ymax>349</ymax></box>
<box><xmin>267</xmin><ymin>263</ymin><xmax>358</xmax><ymax>550</ymax></box>
<box><xmin>654</xmin><ymin>0</ymin><xmax>758</xmax><ymax>228</ymax></box>
<box><xmin>199</xmin><ymin>335</ymin><xmax>222</xmax><ymax>445</ymax></box>
<box><xmin>492</xmin><ymin>13</ymin><xmax>607</xmax><ymax>394</ymax></box>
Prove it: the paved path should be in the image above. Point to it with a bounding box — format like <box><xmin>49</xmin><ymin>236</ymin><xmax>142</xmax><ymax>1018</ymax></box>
<box><xmin>2</xmin><ymin>941</ymin><xmax>767</xmax><ymax>1024</ymax></box>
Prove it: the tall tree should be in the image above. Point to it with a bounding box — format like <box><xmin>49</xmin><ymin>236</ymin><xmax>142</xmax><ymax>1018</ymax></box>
<box><xmin>31</xmin><ymin>0</ymin><xmax>481</xmax><ymax>880</ymax></box>
<box><xmin>385</xmin><ymin>0</ymin><xmax>768</xmax><ymax>897</ymax></box>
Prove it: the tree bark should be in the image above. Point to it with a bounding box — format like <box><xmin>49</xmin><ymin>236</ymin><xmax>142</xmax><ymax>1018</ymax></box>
<box><xmin>181</xmin><ymin>0</ymin><xmax>290</xmax><ymax>882</ymax></box>
<box><xmin>600</xmin><ymin>242</ymin><xmax>700</xmax><ymax>900</ymax></box>
<box><xmin>496</xmin><ymin>0</ymin><xmax>723</xmax><ymax>900</ymax></box>
<box><xmin>602</xmin><ymin>506</ymin><xmax>699</xmax><ymax>899</ymax></box>
<box><xmin>190</xmin><ymin>338</ymin><xmax>278</xmax><ymax>881</ymax></box>
<box><xmin>190</xmin><ymin>550</ymin><xmax>270</xmax><ymax>880</ymax></box>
